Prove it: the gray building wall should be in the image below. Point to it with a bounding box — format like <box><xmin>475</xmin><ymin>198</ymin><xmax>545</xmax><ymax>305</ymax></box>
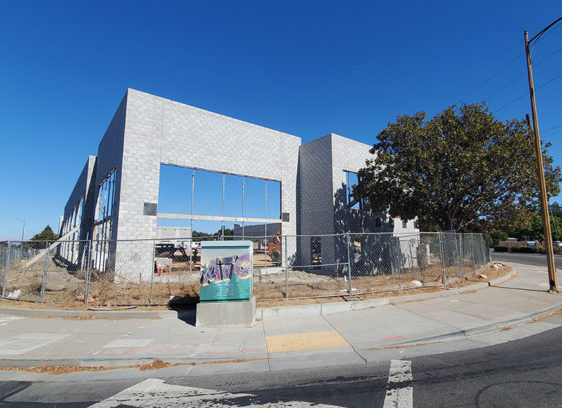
<box><xmin>117</xmin><ymin>89</ymin><xmax>300</xmax><ymax>241</ymax></box>
<box><xmin>298</xmin><ymin>135</ymin><xmax>334</xmax><ymax>236</ymax></box>
<box><xmin>110</xmin><ymin>89</ymin><xmax>300</xmax><ymax>278</ymax></box>
<box><xmin>297</xmin><ymin>133</ymin><xmax>376</xmax><ymax>267</ymax></box>
<box><xmin>95</xmin><ymin>93</ymin><xmax>128</xmax><ymax>242</ymax></box>
<box><xmin>58</xmin><ymin>155</ymin><xmax>97</xmax><ymax>266</ymax></box>
<box><xmin>61</xmin><ymin>89</ymin><xmax>419</xmax><ymax>280</ymax></box>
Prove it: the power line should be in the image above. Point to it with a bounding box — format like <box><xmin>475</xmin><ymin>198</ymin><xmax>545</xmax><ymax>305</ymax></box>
<box><xmin>455</xmin><ymin>52</ymin><xmax>523</xmax><ymax>105</ymax></box>
<box><xmin>494</xmin><ymin>92</ymin><xmax>528</xmax><ymax>113</ymax></box>
<box><xmin>542</xmin><ymin>123</ymin><xmax>562</xmax><ymax>135</ymax></box>
<box><xmin>481</xmin><ymin>45</ymin><xmax>562</xmax><ymax>103</ymax></box>
<box><xmin>456</xmin><ymin>26</ymin><xmax>562</xmax><ymax>107</ymax></box>
<box><xmin>482</xmin><ymin>72</ymin><xmax>526</xmax><ymax>102</ymax></box>
<box><xmin>494</xmin><ymin>70</ymin><xmax>562</xmax><ymax>113</ymax></box>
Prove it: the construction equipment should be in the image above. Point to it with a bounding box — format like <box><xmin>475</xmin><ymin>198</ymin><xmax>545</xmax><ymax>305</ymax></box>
<box><xmin>267</xmin><ymin>230</ymin><xmax>282</xmax><ymax>263</ymax></box>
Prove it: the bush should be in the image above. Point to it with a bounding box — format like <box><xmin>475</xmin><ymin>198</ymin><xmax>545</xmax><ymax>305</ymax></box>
<box><xmin>489</xmin><ymin>229</ymin><xmax>509</xmax><ymax>246</ymax></box>
<box><xmin>494</xmin><ymin>245</ymin><xmax>562</xmax><ymax>255</ymax></box>
<box><xmin>511</xmin><ymin>247</ymin><xmax>536</xmax><ymax>253</ymax></box>
<box><xmin>493</xmin><ymin>246</ymin><xmax>509</xmax><ymax>252</ymax></box>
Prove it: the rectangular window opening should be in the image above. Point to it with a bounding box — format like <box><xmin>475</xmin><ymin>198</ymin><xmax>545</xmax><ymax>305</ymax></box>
<box><xmin>343</xmin><ymin>170</ymin><xmax>360</xmax><ymax>210</ymax></box>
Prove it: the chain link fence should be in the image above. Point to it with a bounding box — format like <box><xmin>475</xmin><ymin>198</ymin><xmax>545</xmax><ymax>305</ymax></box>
<box><xmin>0</xmin><ymin>232</ymin><xmax>490</xmax><ymax>306</ymax></box>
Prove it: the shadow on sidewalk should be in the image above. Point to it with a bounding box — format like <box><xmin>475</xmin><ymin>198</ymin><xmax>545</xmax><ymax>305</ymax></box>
<box><xmin>492</xmin><ymin>285</ymin><xmax>550</xmax><ymax>294</ymax></box>
<box><xmin>169</xmin><ymin>304</ymin><xmax>197</xmax><ymax>326</ymax></box>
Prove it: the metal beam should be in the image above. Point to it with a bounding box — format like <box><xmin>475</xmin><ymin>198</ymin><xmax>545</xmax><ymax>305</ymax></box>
<box><xmin>157</xmin><ymin>213</ymin><xmax>283</xmax><ymax>224</ymax></box>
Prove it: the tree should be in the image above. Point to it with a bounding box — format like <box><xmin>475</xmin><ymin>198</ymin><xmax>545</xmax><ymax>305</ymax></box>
<box><xmin>356</xmin><ymin>103</ymin><xmax>561</xmax><ymax>232</ymax></box>
<box><xmin>30</xmin><ymin>225</ymin><xmax>58</xmax><ymax>241</ymax></box>
<box><xmin>29</xmin><ymin>225</ymin><xmax>58</xmax><ymax>248</ymax></box>
<box><xmin>192</xmin><ymin>228</ymin><xmax>234</xmax><ymax>238</ymax></box>
<box><xmin>489</xmin><ymin>228</ymin><xmax>508</xmax><ymax>246</ymax></box>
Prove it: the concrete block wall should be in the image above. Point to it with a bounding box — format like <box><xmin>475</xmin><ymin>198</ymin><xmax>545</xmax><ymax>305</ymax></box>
<box><xmin>114</xmin><ymin>89</ymin><xmax>301</xmax><ymax>278</ymax></box>
<box><xmin>330</xmin><ymin>133</ymin><xmax>373</xmax><ymax>234</ymax></box>
<box><xmin>93</xmin><ymin>94</ymin><xmax>128</xmax><ymax>276</ymax></box>
<box><xmin>297</xmin><ymin>135</ymin><xmax>334</xmax><ymax>266</ymax></box>
<box><xmin>61</xmin><ymin>88</ymin><xmax>421</xmax><ymax>280</ymax></box>
<box><xmin>95</xmin><ymin>93</ymin><xmax>128</xmax><ymax>241</ymax></box>
<box><xmin>59</xmin><ymin>155</ymin><xmax>97</xmax><ymax>265</ymax></box>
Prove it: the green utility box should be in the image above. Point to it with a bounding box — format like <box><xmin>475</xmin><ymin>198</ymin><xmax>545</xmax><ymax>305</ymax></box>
<box><xmin>199</xmin><ymin>240</ymin><xmax>253</xmax><ymax>302</ymax></box>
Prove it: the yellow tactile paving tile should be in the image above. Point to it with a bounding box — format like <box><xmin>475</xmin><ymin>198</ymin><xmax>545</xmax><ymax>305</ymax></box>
<box><xmin>266</xmin><ymin>331</ymin><xmax>350</xmax><ymax>353</ymax></box>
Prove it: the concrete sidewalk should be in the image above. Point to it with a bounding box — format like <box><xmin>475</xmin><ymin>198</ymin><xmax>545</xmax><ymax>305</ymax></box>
<box><xmin>0</xmin><ymin>262</ymin><xmax>560</xmax><ymax>376</ymax></box>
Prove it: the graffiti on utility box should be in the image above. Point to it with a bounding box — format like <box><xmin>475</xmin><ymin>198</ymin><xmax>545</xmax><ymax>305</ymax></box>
<box><xmin>199</xmin><ymin>241</ymin><xmax>253</xmax><ymax>302</ymax></box>
<box><xmin>201</xmin><ymin>254</ymin><xmax>251</xmax><ymax>285</ymax></box>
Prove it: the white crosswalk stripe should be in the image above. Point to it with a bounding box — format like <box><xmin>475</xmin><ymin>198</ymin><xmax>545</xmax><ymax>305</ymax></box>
<box><xmin>0</xmin><ymin>315</ymin><xmax>22</xmax><ymax>326</ymax></box>
<box><xmin>89</xmin><ymin>378</ymin><xmax>344</xmax><ymax>408</ymax></box>
<box><xmin>383</xmin><ymin>360</ymin><xmax>413</xmax><ymax>408</ymax></box>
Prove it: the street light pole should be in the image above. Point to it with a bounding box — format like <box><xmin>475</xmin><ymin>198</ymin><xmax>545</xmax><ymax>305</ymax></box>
<box><xmin>524</xmin><ymin>19</ymin><xmax>561</xmax><ymax>293</ymax></box>
<box><xmin>15</xmin><ymin>217</ymin><xmax>25</xmax><ymax>241</ymax></box>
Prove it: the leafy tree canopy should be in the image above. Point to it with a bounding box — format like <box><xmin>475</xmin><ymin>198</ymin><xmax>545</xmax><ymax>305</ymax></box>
<box><xmin>30</xmin><ymin>225</ymin><xmax>58</xmax><ymax>241</ymax></box>
<box><xmin>192</xmin><ymin>228</ymin><xmax>234</xmax><ymax>238</ymax></box>
<box><xmin>356</xmin><ymin>103</ymin><xmax>561</xmax><ymax>232</ymax></box>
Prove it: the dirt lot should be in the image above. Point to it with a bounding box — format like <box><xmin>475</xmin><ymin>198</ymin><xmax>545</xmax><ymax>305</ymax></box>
<box><xmin>0</xmin><ymin>251</ymin><xmax>508</xmax><ymax>310</ymax></box>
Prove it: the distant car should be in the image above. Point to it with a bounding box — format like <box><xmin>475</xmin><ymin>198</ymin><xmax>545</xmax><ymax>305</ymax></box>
<box><xmin>554</xmin><ymin>241</ymin><xmax>562</xmax><ymax>247</ymax></box>
<box><xmin>527</xmin><ymin>241</ymin><xmax>537</xmax><ymax>247</ymax></box>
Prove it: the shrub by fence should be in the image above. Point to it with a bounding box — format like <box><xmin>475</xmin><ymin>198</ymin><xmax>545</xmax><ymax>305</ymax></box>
<box><xmin>493</xmin><ymin>245</ymin><xmax>562</xmax><ymax>254</ymax></box>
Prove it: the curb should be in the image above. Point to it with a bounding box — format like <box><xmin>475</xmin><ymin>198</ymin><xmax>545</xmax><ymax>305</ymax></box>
<box><xmin>1</xmin><ymin>295</ymin><xmax>560</xmax><ymax>370</ymax></box>
<box><xmin>0</xmin><ymin>356</ymin><xmax>268</xmax><ymax>369</ymax></box>
<box><xmin>257</xmin><ymin>268</ymin><xmax>518</xmax><ymax>320</ymax></box>
<box><xmin>389</xmin><ymin>300</ymin><xmax>562</xmax><ymax>348</ymax></box>
<box><xmin>0</xmin><ymin>268</ymin><xmax>517</xmax><ymax>321</ymax></box>
<box><xmin>0</xmin><ymin>306</ymin><xmax>180</xmax><ymax>320</ymax></box>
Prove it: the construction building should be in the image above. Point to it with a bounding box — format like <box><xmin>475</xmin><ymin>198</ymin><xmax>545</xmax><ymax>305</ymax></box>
<box><xmin>58</xmin><ymin>89</ymin><xmax>418</xmax><ymax>279</ymax></box>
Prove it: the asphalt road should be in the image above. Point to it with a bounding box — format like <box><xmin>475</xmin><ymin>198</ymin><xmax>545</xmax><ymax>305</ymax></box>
<box><xmin>492</xmin><ymin>250</ymin><xmax>562</xmax><ymax>268</ymax></box>
<box><xmin>2</xmin><ymin>313</ymin><xmax>562</xmax><ymax>407</ymax></box>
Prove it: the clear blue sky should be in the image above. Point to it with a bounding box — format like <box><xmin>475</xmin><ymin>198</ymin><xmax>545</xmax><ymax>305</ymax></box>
<box><xmin>0</xmin><ymin>1</ymin><xmax>561</xmax><ymax>239</ymax></box>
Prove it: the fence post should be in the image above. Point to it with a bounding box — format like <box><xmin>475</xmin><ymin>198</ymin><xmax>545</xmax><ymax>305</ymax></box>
<box><xmin>458</xmin><ymin>234</ymin><xmax>464</xmax><ymax>280</ymax></box>
<box><xmin>471</xmin><ymin>234</ymin><xmax>476</xmax><ymax>275</ymax></box>
<box><xmin>265</xmin><ymin>234</ymin><xmax>269</xmax><ymax>276</ymax></box>
<box><xmin>284</xmin><ymin>235</ymin><xmax>289</xmax><ymax>299</ymax></box>
<box><xmin>1</xmin><ymin>241</ymin><xmax>10</xmax><ymax>298</ymax></box>
<box><xmin>84</xmin><ymin>239</ymin><xmax>93</xmax><ymax>304</ymax></box>
<box><xmin>393</xmin><ymin>237</ymin><xmax>402</xmax><ymax>288</ymax></box>
<box><xmin>149</xmin><ymin>240</ymin><xmax>155</xmax><ymax>304</ymax></box>
<box><xmin>346</xmin><ymin>233</ymin><xmax>353</xmax><ymax>295</ymax></box>
<box><xmin>40</xmin><ymin>242</ymin><xmax>49</xmax><ymax>301</ymax></box>
<box><xmin>439</xmin><ymin>232</ymin><xmax>446</xmax><ymax>286</ymax></box>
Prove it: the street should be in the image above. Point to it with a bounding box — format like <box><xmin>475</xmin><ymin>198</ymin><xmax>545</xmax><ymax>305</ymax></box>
<box><xmin>1</xmin><ymin>310</ymin><xmax>562</xmax><ymax>407</ymax></box>
<box><xmin>1</xmin><ymin>259</ymin><xmax>561</xmax><ymax>407</ymax></box>
<box><xmin>492</xmin><ymin>250</ymin><xmax>562</xmax><ymax>268</ymax></box>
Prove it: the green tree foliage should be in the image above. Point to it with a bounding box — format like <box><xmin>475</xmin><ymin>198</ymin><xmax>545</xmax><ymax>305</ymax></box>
<box><xmin>356</xmin><ymin>103</ymin><xmax>561</xmax><ymax>232</ymax></box>
<box><xmin>192</xmin><ymin>228</ymin><xmax>234</xmax><ymax>238</ymax></box>
<box><xmin>30</xmin><ymin>225</ymin><xmax>58</xmax><ymax>241</ymax></box>
<box><xmin>507</xmin><ymin>203</ymin><xmax>562</xmax><ymax>242</ymax></box>
<box><xmin>489</xmin><ymin>228</ymin><xmax>508</xmax><ymax>246</ymax></box>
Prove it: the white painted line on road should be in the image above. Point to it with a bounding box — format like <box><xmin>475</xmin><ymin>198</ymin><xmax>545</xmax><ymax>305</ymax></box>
<box><xmin>0</xmin><ymin>315</ymin><xmax>22</xmax><ymax>326</ymax></box>
<box><xmin>383</xmin><ymin>359</ymin><xmax>413</xmax><ymax>408</ymax></box>
<box><xmin>0</xmin><ymin>333</ymin><xmax>70</xmax><ymax>355</ymax></box>
<box><xmin>89</xmin><ymin>378</ymin><xmax>345</xmax><ymax>408</ymax></box>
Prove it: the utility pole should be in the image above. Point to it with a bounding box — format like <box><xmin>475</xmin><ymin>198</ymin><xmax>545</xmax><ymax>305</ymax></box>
<box><xmin>15</xmin><ymin>217</ymin><xmax>25</xmax><ymax>241</ymax></box>
<box><xmin>525</xmin><ymin>27</ymin><xmax>558</xmax><ymax>293</ymax></box>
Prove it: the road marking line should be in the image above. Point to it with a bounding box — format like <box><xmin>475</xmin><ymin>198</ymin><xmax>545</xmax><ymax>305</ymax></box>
<box><xmin>0</xmin><ymin>315</ymin><xmax>22</xmax><ymax>326</ymax></box>
<box><xmin>89</xmin><ymin>378</ymin><xmax>344</xmax><ymax>407</ymax></box>
<box><xmin>383</xmin><ymin>359</ymin><xmax>413</xmax><ymax>408</ymax></box>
